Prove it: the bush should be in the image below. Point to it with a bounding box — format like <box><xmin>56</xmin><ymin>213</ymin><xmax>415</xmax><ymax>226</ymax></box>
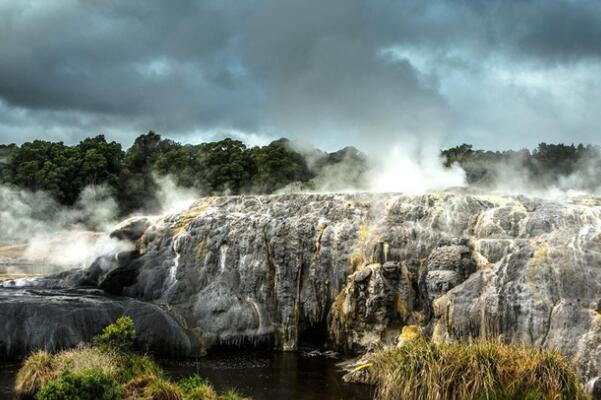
<box><xmin>94</xmin><ymin>315</ymin><xmax>136</xmax><ymax>353</ymax></box>
<box><xmin>35</xmin><ymin>369</ymin><xmax>122</xmax><ymax>400</ymax></box>
<box><xmin>144</xmin><ymin>378</ymin><xmax>184</xmax><ymax>400</ymax></box>
<box><xmin>15</xmin><ymin>351</ymin><xmax>57</xmax><ymax>399</ymax></box>
<box><xmin>368</xmin><ymin>339</ymin><xmax>587</xmax><ymax>400</ymax></box>
<box><xmin>94</xmin><ymin>316</ymin><xmax>136</xmax><ymax>352</ymax></box>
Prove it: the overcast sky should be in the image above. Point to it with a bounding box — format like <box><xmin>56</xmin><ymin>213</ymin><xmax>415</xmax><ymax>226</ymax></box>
<box><xmin>1</xmin><ymin>0</ymin><xmax>600</xmax><ymax>151</ymax></box>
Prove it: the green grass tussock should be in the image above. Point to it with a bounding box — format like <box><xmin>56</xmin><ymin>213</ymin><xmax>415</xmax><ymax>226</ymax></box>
<box><xmin>178</xmin><ymin>374</ymin><xmax>217</xmax><ymax>400</ymax></box>
<box><xmin>143</xmin><ymin>378</ymin><xmax>184</xmax><ymax>400</ymax></box>
<box><xmin>369</xmin><ymin>339</ymin><xmax>587</xmax><ymax>400</ymax></box>
<box><xmin>116</xmin><ymin>353</ymin><xmax>162</xmax><ymax>383</ymax></box>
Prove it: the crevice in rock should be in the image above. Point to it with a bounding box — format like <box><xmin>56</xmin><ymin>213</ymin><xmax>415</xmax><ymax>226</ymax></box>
<box><xmin>541</xmin><ymin>300</ymin><xmax>558</xmax><ymax>347</ymax></box>
<box><xmin>298</xmin><ymin>319</ymin><xmax>329</xmax><ymax>350</ymax></box>
<box><xmin>262</xmin><ymin>225</ymin><xmax>279</xmax><ymax>321</ymax></box>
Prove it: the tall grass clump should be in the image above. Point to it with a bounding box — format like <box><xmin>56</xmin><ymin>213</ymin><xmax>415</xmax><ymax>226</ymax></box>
<box><xmin>15</xmin><ymin>351</ymin><xmax>57</xmax><ymax>399</ymax></box>
<box><xmin>368</xmin><ymin>339</ymin><xmax>587</xmax><ymax>400</ymax></box>
<box><xmin>144</xmin><ymin>377</ymin><xmax>184</xmax><ymax>400</ymax></box>
<box><xmin>53</xmin><ymin>345</ymin><xmax>119</xmax><ymax>377</ymax></box>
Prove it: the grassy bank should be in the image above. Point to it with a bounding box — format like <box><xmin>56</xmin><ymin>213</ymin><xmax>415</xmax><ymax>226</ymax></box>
<box><xmin>366</xmin><ymin>338</ymin><xmax>587</xmax><ymax>400</ymax></box>
<box><xmin>15</xmin><ymin>316</ymin><xmax>250</xmax><ymax>400</ymax></box>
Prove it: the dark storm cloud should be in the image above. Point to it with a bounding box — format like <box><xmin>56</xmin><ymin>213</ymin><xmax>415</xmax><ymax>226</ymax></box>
<box><xmin>0</xmin><ymin>0</ymin><xmax>600</xmax><ymax>149</ymax></box>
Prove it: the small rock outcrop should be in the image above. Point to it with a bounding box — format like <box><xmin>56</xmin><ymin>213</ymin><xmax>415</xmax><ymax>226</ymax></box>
<box><xmin>328</xmin><ymin>262</ymin><xmax>414</xmax><ymax>352</ymax></box>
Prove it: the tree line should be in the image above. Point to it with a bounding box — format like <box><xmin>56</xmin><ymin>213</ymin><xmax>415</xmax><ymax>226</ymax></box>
<box><xmin>1</xmin><ymin>132</ymin><xmax>599</xmax><ymax>216</ymax></box>
<box><xmin>0</xmin><ymin>132</ymin><xmax>366</xmax><ymax>214</ymax></box>
<box><xmin>441</xmin><ymin>142</ymin><xmax>601</xmax><ymax>189</ymax></box>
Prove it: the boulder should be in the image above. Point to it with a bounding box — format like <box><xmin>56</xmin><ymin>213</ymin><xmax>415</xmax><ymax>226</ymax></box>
<box><xmin>0</xmin><ymin>288</ymin><xmax>194</xmax><ymax>359</ymax></box>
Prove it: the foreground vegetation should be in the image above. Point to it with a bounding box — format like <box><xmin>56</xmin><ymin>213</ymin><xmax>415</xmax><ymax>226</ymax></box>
<box><xmin>366</xmin><ymin>338</ymin><xmax>587</xmax><ymax>400</ymax></box>
<box><xmin>15</xmin><ymin>316</ymin><xmax>250</xmax><ymax>400</ymax></box>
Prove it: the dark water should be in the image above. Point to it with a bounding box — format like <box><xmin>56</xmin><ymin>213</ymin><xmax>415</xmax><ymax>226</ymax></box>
<box><xmin>0</xmin><ymin>351</ymin><xmax>372</xmax><ymax>400</ymax></box>
<box><xmin>0</xmin><ymin>362</ymin><xmax>19</xmax><ymax>399</ymax></box>
<box><xmin>162</xmin><ymin>350</ymin><xmax>373</xmax><ymax>400</ymax></box>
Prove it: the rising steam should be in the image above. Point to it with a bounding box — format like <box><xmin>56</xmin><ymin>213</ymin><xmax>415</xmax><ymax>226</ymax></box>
<box><xmin>0</xmin><ymin>176</ymin><xmax>200</xmax><ymax>277</ymax></box>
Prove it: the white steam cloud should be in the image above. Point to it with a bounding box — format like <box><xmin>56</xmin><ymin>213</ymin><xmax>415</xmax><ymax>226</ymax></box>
<box><xmin>0</xmin><ymin>175</ymin><xmax>203</xmax><ymax>280</ymax></box>
<box><xmin>0</xmin><ymin>184</ymin><xmax>131</xmax><ymax>273</ymax></box>
<box><xmin>367</xmin><ymin>142</ymin><xmax>465</xmax><ymax>194</ymax></box>
<box><xmin>154</xmin><ymin>174</ymin><xmax>201</xmax><ymax>215</ymax></box>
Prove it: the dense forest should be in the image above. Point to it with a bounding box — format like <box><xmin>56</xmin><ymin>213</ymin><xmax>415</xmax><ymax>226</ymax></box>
<box><xmin>1</xmin><ymin>132</ymin><xmax>599</xmax><ymax>216</ymax></box>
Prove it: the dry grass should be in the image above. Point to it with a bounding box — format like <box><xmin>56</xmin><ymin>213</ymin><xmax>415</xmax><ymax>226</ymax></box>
<box><xmin>369</xmin><ymin>339</ymin><xmax>587</xmax><ymax>400</ymax></box>
<box><xmin>53</xmin><ymin>345</ymin><xmax>119</xmax><ymax>377</ymax></box>
<box><xmin>15</xmin><ymin>346</ymin><xmax>121</xmax><ymax>399</ymax></box>
<box><xmin>144</xmin><ymin>378</ymin><xmax>185</xmax><ymax>400</ymax></box>
<box><xmin>14</xmin><ymin>351</ymin><xmax>57</xmax><ymax>399</ymax></box>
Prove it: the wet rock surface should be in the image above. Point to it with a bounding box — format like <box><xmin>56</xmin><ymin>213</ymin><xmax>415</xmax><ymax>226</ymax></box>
<box><xmin>0</xmin><ymin>287</ymin><xmax>193</xmax><ymax>359</ymax></box>
<box><xmin>4</xmin><ymin>191</ymin><xmax>601</xmax><ymax>383</ymax></box>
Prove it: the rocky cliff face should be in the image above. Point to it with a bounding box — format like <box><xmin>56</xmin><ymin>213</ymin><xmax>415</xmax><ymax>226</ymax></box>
<box><xmin>5</xmin><ymin>191</ymin><xmax>601</xmax><ymax>381</ymax></box>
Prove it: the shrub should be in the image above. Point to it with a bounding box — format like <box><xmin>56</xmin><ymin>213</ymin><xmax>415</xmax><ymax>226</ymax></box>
<box><xmin>35</xmin><ymin>369</ymin><xmax>122</xmax><ymax>400</ymax></box>
<box><xmin>144</xmin><ymin>378</ymin><xmax>184</xmax><ymax>400</ymax></box>
<box><xmin>15</xmin><ymin>351</ymin><xmax>57</xmax><ymax>399</ymax></box>
<box><xmin>94</xmin><ymin>315</ymin><xmax>136</xmax><ymax>353</ymax></box>
<box><xmin>368</xmin><ymin>339</ymin><xmax>587</xmax><ymax>400</ymax></box>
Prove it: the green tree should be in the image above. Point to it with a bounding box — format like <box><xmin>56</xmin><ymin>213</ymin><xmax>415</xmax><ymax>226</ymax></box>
<box><xmin>250</xmin><ymin>139</ymin><xmax>312</xmax><ymax>193</ymax></box>
<box><xmin>75</xmin><ymin>135</ymin><xmax>123</xmax><ymax>188</ymax></box>
<box><xmin>118</xmin><ymin>131</ymin><xmax>178</xmax><ymax>213</ymax></box>
<box><xmin>196</xmin><ymin>138</ymin><xmax>256</xmax><ymax>194</ymax></box>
